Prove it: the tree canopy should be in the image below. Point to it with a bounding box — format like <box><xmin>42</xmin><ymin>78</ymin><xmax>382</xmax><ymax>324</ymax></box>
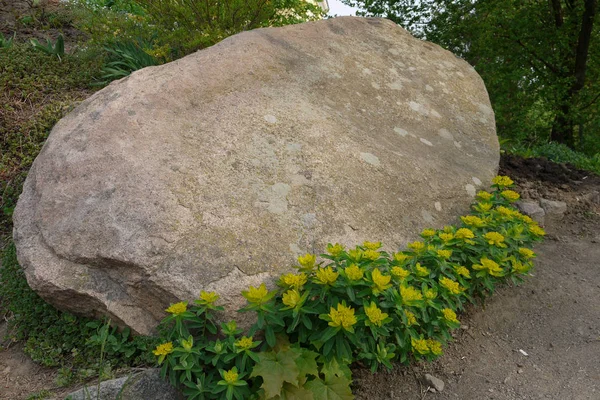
<box><xmin>343</xmin><ymin>0</ymin><xmax>599</xmax><ymax>154</ymax></box>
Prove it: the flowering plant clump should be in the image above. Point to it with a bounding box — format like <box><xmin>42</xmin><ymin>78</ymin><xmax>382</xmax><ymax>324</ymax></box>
<box><xmin>154</xmin><ymin>176</ymin><xmax>544</xmax><ymax>399</ymax></box>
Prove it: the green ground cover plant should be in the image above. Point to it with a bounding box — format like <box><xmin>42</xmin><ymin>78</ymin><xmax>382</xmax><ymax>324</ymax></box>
<box><xmin>153</xmin><ymin>176</ymin><xmax>546</xmax><ymax>399</ymax></box>
<box><xmin>504</xmin><ymin>141</ymin><xmax>600</xmax><ymax>175</ymax></box>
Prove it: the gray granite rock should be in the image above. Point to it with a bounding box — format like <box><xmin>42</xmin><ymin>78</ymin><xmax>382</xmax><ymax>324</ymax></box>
<box><xmin>516</xmin><ymin>201</ymin><xmax>546</xmax><ymax>225</ymax></box>
<box><xmin>539</xmin><ymin>198</ymin><xmax>567</xmax><ymax>218</ymax></box>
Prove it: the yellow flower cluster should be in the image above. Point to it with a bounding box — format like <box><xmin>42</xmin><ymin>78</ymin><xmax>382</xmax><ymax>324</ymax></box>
<box><xmin>442</xmin><ymin>308</ymin><xmax>459</xmax><ymax>323</ymax></box>
<box><xmin>454</xmin><ymin>265</ymin><xmax>471</xmax><ymax>278</ymax></box>
<box><xmin>405</xmin><ymin>310</ymin><xmax>417</xmax><ymax>326</ymax></box>
<box><xmin>460</xmin><ymin>215</ymin><xmax>485</xmax><ymax>227</ymax></box>
<box><xmin>327</xmin><ymin>243</ymin><xmax>345</xmax><ymax>257</ymax></box>
<box><xmin>455</xmin><ymin>228</ymin><xmax>475</xmax><ymax>240</ymax></box>
<box><xmin>364</xmin><ymin>302</ymin><xmax>388</xmax><ymax>327</ymax></box>
<box><xmin>492</xmin><ymin>175</ymin><xmax>514</xmax><ymax>187</ymax></box>
<box><xmin>393</xmin><ymin>252</ymin><xmax>411</xmax><ymax>263</ymax></box>
<box><xmin>484</xmin><ymin>231</ymin><xmax>507</xmax><ymax>247</ymax></box>
<box><xmin>511</xmin><ymin>260</ymin><xmax>532</xmax><ymax>274</ymax></box>
<box><xmin>363</xmin><ymin>241</ymin><xmax>382</xmax><ymax>250</ymax></box>
<box><xmin>473</xmin><ymin>258</ymin><xmax>504</xmax><ymax>277</ymax></box>
<box><xmin>518</xmin><ymin>248</ymin><xmax>536</xmax><ymax>259</ymax></box>
<box><xmin>363</xmin><ymin>249</ymin><xmax>381</xmax><ymax>261</ymax></box>
<box><xmin>235</xmin><ymin>336</ymin><xmax>255</xmax><ymax>351</ymax></box>
<box><xmin>408</xmin><ymin>241</ymin><xmax>425</xmax><ymax>252</ymax></box>
<box><xmin>501</xmin><ymin>190</ymin><xmax>520</xmax><ymax>202</ymax></box>
<box><xmin>344</xmin><ymin>264</ymin><xmax>364</xmax><ymax>281</ymax></box>
<box><xmin>437</xmin><ymin>249</ymin><xmax>452</xmax><ymax>259</ymax></box>
<box><xmin>243</xmin><ymin>283</ymin><xmax>270</xmax><ymax>304</ymax></box>
<box><xmin>223</xmin><ymin>369</ymin><xmax>239</xmax><ymax>384</ymax></box>
<box><xmin>529</xmin><ymin>225</ymin><xmax>546</xmax><ymax>236</ymax></box>
<box><xmin>315</xmin><ymin>266</ymin><xmax>339</xmax><ymax>285</ymax></box>
<box><xmin>411</xmin><ymin>338</ymin><xmax>443</xmax><ymax>356</ymax></box>
<box><xmin>476</xmin><ymin>202</ymin><xmax>493</xmax><ymax>212</ymax></box>
<box><xmin>421</xmin><ymin>229</ymin><xmax>436</xmax><ymax>238</ymax></box>
<box><xmin>427</xmin><ymin>339</ymin><xmax>443</xmax><ymax>356</ymax></box>
<box><xmin>400</xmin><ymin>285</ymin><xmax>423</xmax><ymax>304</ymax></box>
<box><xmin>280</xmin><ymin>273</ymin><xmax>307</xmax><ymax>289</ymax></box>
<box><xmin>391</xmin><ymin>266</ymin><xmax>410</xmax><ymax>279</ymax></box>
<box><xmin>496</xmin><ymin>205</ymin><xmax>519</xmax><ymax>218</ymax></box>
<box><xmin>424</xmin><ymin>288</ymin><xmax>437</xmax><ymax>300</ymax></box>
<box><xmin>477</xmin><ymin>191</ymin><xmax>493</xmax><ymax>201</ymax></box>
<box><xmin>415</xmin><ymin>263</ymin><xmax>430</xmax><ymax>277</ymax></box>
<box><xmin>198</xmin><ymin>291</ymin><xmax>219</xmax><ymax>304</ymax></box>
<box><xmin>282</xmin><ymin>289</ymin><xmax>302</xmax><ymax>308</ymax></box>
<box><xmin>298</xmin><ymin>253</ymin><xmax>316</xmax><ymax>270</ymax></box>
<box><xmin>328</xmin><ymin>303</ymin><xmax>357</xmax><ymax>330</ymax></box>
<box><xmin>439</xmin><ymin>233</ymin><xmax>454</xmax><ymax>242</ymax></box>
<box><xmin>439</xmin><ymin>277</ymin><xmax>464</xmax><ymax>295</ymax></box>
<box><xmin>153</xmin><ymin>342</ymin><xmax>173</xmax><ymax>356</ymax></box>
<box><xmin>166</xmin><ymin>302</ymin><xmax>187</xmax><ymax>316</ymax></box>
<box><xmin>348</xmin><ymin>249</ymin><xmax>363</xmax><ymax>261</ymax></box>
<box><xmin>371</xmin><ymin>269</ymin><xmax>392</xmax><ymax>292</ymax></box>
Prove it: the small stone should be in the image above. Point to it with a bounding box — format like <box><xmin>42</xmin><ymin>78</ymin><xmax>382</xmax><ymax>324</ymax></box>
<box><xmin>423</xmin><ymin>374</ymin><xmax>445</xmax><ymax>392</ymax></box>
<box><xmin>429</xmin><ymin>388</ymin><xmax>437</xmax><ymax>393</ymax></box>
<box><xmin>517</xmin><ymin>363</ymin><xmax>524</xmax><ymax>368</ymax></box>
<box><xmin>539</xmin><ymin>198</ymin><xmax>567</xmax><ymax>217</ymax></box>
<box><xmin>517</xmin><ymin>368</ymin><xmax>524</xmax><ymax>374</ymax></box>
<box><xmin>460</xmin><ymin>324</ymin><xmax>469</xmax><ymax>330</ymax></box>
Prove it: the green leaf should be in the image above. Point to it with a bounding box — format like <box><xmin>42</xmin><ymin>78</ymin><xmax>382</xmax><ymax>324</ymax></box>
<box><xmin>320</xmin><ymin>358</ymin><xmax>352</xmax><ymax>382</ymax></box>
<box><xmin>291</xmin><ymin>348</ymin><xmax>319</xmax><ymax>384</ymax></box>
<box><xmin>305</xmin><ymin>376</ymin><xmax>353</xmax><ymax>400</ymax></box>
<box><xmin>250</xmin><ymin>350</ymin><xmax>300</xmax><ymax>398</ymax></box>
<box><xmin>272</xmin><ymin>382</ymin><xmax>315</xmax><ymax>400</ymax></box>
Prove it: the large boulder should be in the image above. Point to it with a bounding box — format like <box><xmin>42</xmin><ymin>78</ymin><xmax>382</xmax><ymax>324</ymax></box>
<box><xmin>13</xmin><ymin>17</ymin><xmax>499</xmax><ymax>335</ymax></box>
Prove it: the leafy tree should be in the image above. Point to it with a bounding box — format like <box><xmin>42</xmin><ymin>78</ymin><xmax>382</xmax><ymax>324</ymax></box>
<box><xmin>343</xmin><ymin>0</ymin><xmax>599</xmax><ymax>153</ymax></box>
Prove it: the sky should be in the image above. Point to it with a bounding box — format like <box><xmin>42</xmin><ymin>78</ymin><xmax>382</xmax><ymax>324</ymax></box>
<box><xmin>327</xmin><ymin>0</ymin><xmax>360</xmax><ymax>17</ymax></box>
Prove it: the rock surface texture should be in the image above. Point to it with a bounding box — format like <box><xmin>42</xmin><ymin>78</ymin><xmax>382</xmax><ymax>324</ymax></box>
<box><xmin>13</xmin><ymin>17</ymin><xmax>498</xmax><ymax>334</ymax></box>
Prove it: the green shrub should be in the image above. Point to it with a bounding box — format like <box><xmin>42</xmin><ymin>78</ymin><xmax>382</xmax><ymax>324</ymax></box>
<box><xmin>0</xmin><ymin>243</ymin><xmax>158</xmax><ymax>382</ymax></box>
<box><xmin>154</xmin><ymin>176</ymin><xmax>545</xmax><ymax>399</ymax></box>
<box><xmin>97</xmin><ymin>38</ymin><xmax>159</xmax><ymax>84</ymax></box>
<box><xmin>504</xmin><ymin>141</ymin><xmax>600</xmax><ymax>175</ymax></box>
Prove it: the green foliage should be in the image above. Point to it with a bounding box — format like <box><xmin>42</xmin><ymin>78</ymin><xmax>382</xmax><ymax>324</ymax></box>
<box><xmin>0</xmin><ymin>244</ymin><xmax>158</xmax><ymax>383</ymax></box>
<box><xmin>0</xmin><ymin>32</ymin><xmax>15</xmax><ymax>48</ymax></box>
<box><xmin>30</xmin><ymin>34</ymin><xmax>65</xmax><ymax>60</ymax></box>
<box><xmin>0</xmin><ymin>43</ymin><xmax>102</xmax><ymax>238</ymax></box>
<box><xmin>97</xmin><ymin>38</ymin><xmax>159</xmax><ymax>84</ymax></box>
<box><xmin>155</xmin><ymin>177</ymin><xmax>544</xmax><ymax>399</ymax></box>
<box><xmin>504</xmin><ymin>141</ymin><xmax>600</xmax><ymax>175</ymax></box>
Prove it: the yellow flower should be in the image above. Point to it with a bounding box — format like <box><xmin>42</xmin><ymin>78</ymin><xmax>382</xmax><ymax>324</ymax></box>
<box><xmin>496</xmin><ymin>206</ymin><xmax>518</xmax><ymax>218</ymax></box>
<box><xmin>371</xmin><ymin>268</ymin><xmax>392</xmax><ymax>292</ymax></box>
<box><xmin>492</xmin><ymin>175</ymin><xmax>514</xmax><ymax>187</ymax></box>
<box><xmin>437</xmin><ymin>249</ymin><xmax>452</xmax><ymax>259</ymax></box>
<box><xmin>223</xmin><ymin>368</ymin><xmax>239</xmax><ymax>384</ymax></box>
<box><xmin>477</xmin><ymin>191</ymin><xmax>493</xmax><ymax>201</ymax></box>
<box><xmin>439</xmin><ymin>233</ymin><xmax>454</xmax><ymax>242</ymax></box>
<box><xmin>439</xmin><ymin>277</ymin><xmax>464</xmax><ymax>295</ymax></box>
<box><xmin>243</xmin><ymin>283</ymin><xmax>270</xmax><ymax>304</ymax></box>
<box><xmin>408</xmin><ymin>241</ymin><xmax>426</xmax><ymax>252</ymax></box>
<box><xmin>393</xmin><ymin>252</ymin><xmax>411</xmax><ymax>263</ymax></box>
<box><xmin>520</xmin><ymin>214</ymin><xmax>535</xmax><ymax>224</ymax></box>
<box><xmin>405</xmin><ymin>310</ymin><xmax>417</xmax><ymax>326</ymax></box>
<box><xmin>476</xmin><ymin>202</ymin><xmax>493</xmax><ymax>212</ymax></box>
<box><xmin>424</xmin><ymin>288</ymin><xmax>437</xmax><ymax>300</ymax></box>
<box><xmin>519</xmin><ymin>248</ymin><xmax>536</xmax><ymax>259</ymax></box>
<box><xmin>166</xmin><ymin>302</ymin><xmax>187</xmax><ymax>316</ymax></box>
<box><xmin>415</xmin><ymin>263</ymin><xmax>430</xmax><ymax>277</ymax></box>
<box><xmin>348</xmin><ymin>248</ymin><xmax>363</xmax><ymax>262</ymax></box>
<box><xmin>327</xmin><ymin>243</ymin><xmax>345</xmax><ymax>257</ymax></box>
<box><xmin>400</xmin><ymin>285</ymin><xmax>423</xmax><ymax>304</ymax></box>
<box><xmin>454</xmin><ymin>265</ymin><xmax>471</xmax><ymax>278</ymax></box>
<box><xmin>484</xmin><ymin>231</ymin><xmax>507</xmax><ymax>247</ymax></box>
<box><xmin>427</xmin><ymin>339</ymin><xmax>443</xmax><ymax>356</ymax></box>
<box><xmin>282</xmin><ymin>289</ymin><xmax>302</xmax><ymax>308</ymax></box>
<box><xmin>328</xmin><ymin>303</ymin><xmax>357</xmax><ymax>330</ymax></box>
<box><xmin>315</xmin><ymin>266</ymin><xmax>339</xmax><ymax>285</ymax></box>
<box><xmin>411</xmin><ymin>338</ymin><xmax>430</xmax><ymax>355</ymax></box>
<box><xmin>363</xmin><ymin>241</ymin><xmax>382</xmax><ymax>250</ymax></box>
<box><xmin>364</xmin><ymin>302</ymin><xmax>388</xmax><ymax>327</ymax></box>
<box><xmin>529</xmin><ymin>225</ymin><xmax>546</xmax><ymax>236</ymax></box>
<box><xmin>501</xmin><ymin>190</ymin><xmax>520</xmax><ymax>202</ymax></box>
<box><xmin>199</xmin><ymin>291</ymin><xmax>219</xmax><ymax>304</ymax></box>
<box><xmin>298</xmin><ymin>253</ymin><xmax>316</xmax><ymax>270</ymax></box>
<box><xmin>363</xmin><ymin>249</ymin><xmax>381</xmax><ymax>261</ymax></box>
<box><xmin>511</xmin><ymin>260</ymin><xmax>532</xmax><ymax>274</ymax></box>
<box><xmin>421</xmin><ymin>229</ymin><xmax>436</xmax><ymax>238</ymax></box>
<box><xmin>461</xmin><ymin>215</ymin><xmax>485</xmax><ymax>227</ymax></box>
<box><xmin>473</xmin><ymin>258</ymin><xmax>504</xmax><ymax>277</ymax></box>
<box><xmin>235</xmin><ymin>336</ymin><xmax>255</xmax><ymax>351</ymax></box>
<box><xmin>344</xmin><ymin>264</ymin><xmax>364</xmax><ymax>281</ymax></box>
<box><xmin>280</xmin><ymin>273</ymin><xmax>308</xmax><ymax>289</ymax></box>
<box><xmin>182</xmin><ymin>337</ymin><xmax>193</xmax><ymax>351</ymax></box>
<box><xmin>442</xmin><ymin>308</ymin><xmax>459</xmax><ymax>323</ymax></box>
<box><xmin>153</xmin><ymin>342</ymin><xmax>174</xmax><ymax>356</ymax></box>
<box><xmin>455</xmin><ymin>228</ymin><xmax>475</xmax><ymax>240</ymax></box>
<box><xmin>391</xmin><ymin>266</ymin><xmax>410</xmax><ymax>280</ymax></box>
